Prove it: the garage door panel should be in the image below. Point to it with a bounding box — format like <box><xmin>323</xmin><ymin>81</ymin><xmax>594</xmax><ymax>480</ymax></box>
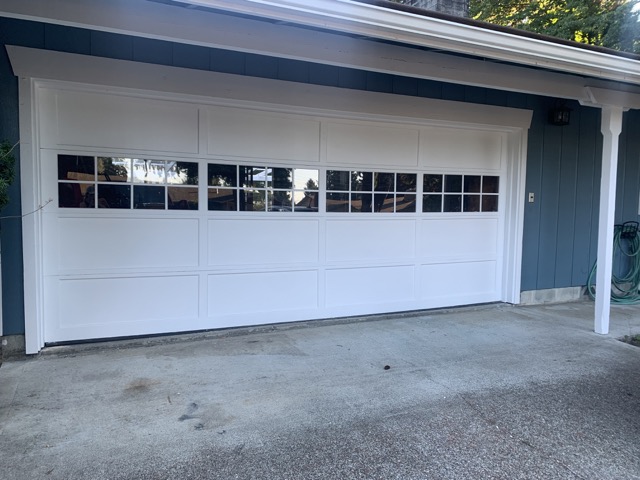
<box><xmin>206</xmin><ymin>106</ymin><xmax>320</xmax><ymax>162</ymax></box>
<box><xmin>419</xmin><ymin>218</ymin><xmax>498</xmax><ymax>260</ymax></box>
<box><xmin>208</xmin><ymin>219</ymin><xmax>319</xmax><ymax>266</ymax></box>
<box><xmin>325</xmin><ymin>266</ymin><xmax>415</xmax><ymax>307</ymax></box>
<box><xmin>421</xmin><ymin>127</ymin><xmax>503</xmax><ymax>170</ymax></box>
<box><xmin>419</xmin><ymin>261</ymin><xmax>497</xmax><ymax>301</ymax></box>
<box><xmin>208</xmin><ymin>270</ymin><xmax>318</xmax><ymax>315</ymax></box>
<box><xmin>41</xmin><ymin>90</ymin><xmax>199</xmax><ymax>153</ymax></box>
<box><xmin>57</xmin><ymin>217</ymin><xmax>199</xmax><ymax>272</ymax></box>
<box><xmin>326</xmin><ymin>220</ymin><xmax>415</xmax><ymax>263</ymax></box>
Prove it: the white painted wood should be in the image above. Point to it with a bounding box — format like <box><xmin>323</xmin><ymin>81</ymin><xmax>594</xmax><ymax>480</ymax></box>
<box><xmin>325</xmin><ymin>121</ymin><xmax>420</xmax><ymax>166</ymax></box>
<box><xmin>208</xmin><ymin>219</ymin><xmax>319</xmax><ymax>266</ymax></box>
<box><xmin>595</xmin><ymin>106</ymin><xmax>624</xmax><ymax>335</ymax></box>
<box><xmin>39</xmin><ymin>89</ymin><xmax>199</xmax><ymax>153</ymax></box>
<box><xmin>419</xmin><ymin>261</ymin><xmax>497</xmax><ymax>305</ymax></box>
<box><xmin>208</xmin><ymin>270</ymin><xmax>318</xmax><ymax>315</ymax></box>
<box><xmin>325</xmin><ymin>220</ymin><xmax>416</xmax><ymax>263</ymax></box>
<box><xmin>421</xmin><ymin>128</ymin><xmax>503</xmax><ymax>170</ymax></box>
<box><xmin>419</xmin><ymin>218</ymin><xmax>498</xmax><ymax>260</ymax></box>
<box><xmin>3</xmin><ymin>0</ymin><xmax>640</xmax><ymax>98</ymax></box>
<box><xmin>48</xmin><ymin>275</ymin><xmax>200</xmax><ymax>342</ymax></box>
<box><xmin>206</xmin><ymin>106</ymin><xmax>320</xmax><ymax>162</ymax></box>
<box><xmin>325</xmin><ymin>265</ymin><xmax>415</xmax><ymax>307</ymax></box>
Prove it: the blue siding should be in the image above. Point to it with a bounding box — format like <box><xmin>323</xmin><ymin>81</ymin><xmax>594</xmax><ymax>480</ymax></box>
<box><xmin>1</xmin><ymin>16</ymin><xmax>639</xmax><ymax>334</ymax></box>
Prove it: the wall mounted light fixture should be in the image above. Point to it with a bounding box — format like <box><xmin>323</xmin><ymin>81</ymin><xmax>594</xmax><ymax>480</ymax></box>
<box><xmin>549</xmin><ymin>105</ymin><xmax>571</xmax><ymax>126</ymax></box>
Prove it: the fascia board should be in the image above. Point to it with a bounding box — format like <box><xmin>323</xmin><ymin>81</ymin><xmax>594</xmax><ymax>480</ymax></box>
<box><xmin>177</xmin><ymin>0</ymin><xmax>640</xmax><ymax>85</ymax></box>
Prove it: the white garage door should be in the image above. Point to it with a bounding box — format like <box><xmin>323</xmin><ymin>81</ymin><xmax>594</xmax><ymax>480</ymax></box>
<box><xmin>36</xmin><ymin>83</ymin><xmax>516</xmax><ymax>344</ymax></box>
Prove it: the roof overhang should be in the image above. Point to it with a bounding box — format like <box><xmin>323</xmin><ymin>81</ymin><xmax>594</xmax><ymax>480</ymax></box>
<box><xmin>1</xmin><ymin>0</ymin><xmax>639</xmax><ymax>109</ymax></box>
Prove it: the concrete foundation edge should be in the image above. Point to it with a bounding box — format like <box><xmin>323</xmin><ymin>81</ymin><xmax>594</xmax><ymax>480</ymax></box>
<box><xmin>520</xmin><ymin>286</ymin><xmax>586</xmax><ymax>305</ymax></box>
<box><xmin>1</xmin><ymin>334</ymin><xmax>26</xmax><ymax>360</ymax></box>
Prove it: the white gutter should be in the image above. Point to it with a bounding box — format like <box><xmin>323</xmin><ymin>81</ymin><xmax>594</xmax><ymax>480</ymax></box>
<box><xmin>176</xmin><ymin>0</ymin><xmax>640</xmax><ymax>86</ymax></box>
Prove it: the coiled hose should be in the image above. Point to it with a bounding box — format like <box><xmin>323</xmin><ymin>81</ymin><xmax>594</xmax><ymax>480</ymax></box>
<box><xmin>587</xmin><ymin>222</ymin><xmax>640</xmax><ymax>304</ymax></box>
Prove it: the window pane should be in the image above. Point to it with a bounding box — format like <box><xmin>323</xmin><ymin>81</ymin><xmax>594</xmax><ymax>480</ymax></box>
<box><xmin>326</xmin><ymin>170</ymin><xmax>349</xmax><ymax>191</ymax></box>
<box><xmin>374</xmin><ymin>193</ymin><xmax>394</xmax><ymax>212</ymax></box>
<box><xmin>208</xmin><ymin>164</ymin><xmax>237</xmax><ymax>187</ymax></box>
<box><xmin>168</xmin><ymin>161</ymin><xmax>198</xmax><ymax>185</ymax></box>
<box><xmin>134</xmin><ymin>185</ymin><xmax>165</xmax><ymax>209</ymax></box>
<box><xmin>268</xmin><ymin>190</ymin><xmax>292</xmax><ymax>211</ymax></box>
<box><xmin>293</xmin><ymin>169</ymin><xmax>318</xmax><ymax>190</ymax></box>
<box><xmin>98</xmin><ymin>157</ymin><xmax>131</xmax><ymax>182</ymax></box>
<box><xmin>423</xmin><ymin>194</ymin><xmax>442</xmax><ymax>212</ymax></box>
<box><xmin>59</xmin><ymin>182</ymin><xmax>93</xmax><ymax>208</ymax></box>
<box><xmin>396</xmin><ymin>173</ymin><xmax>417</xmax><ymax>192</ymax></box>
<box><xmin>483</xmin><ymin>176</ymin><xmax>500</xmax><ymax>193</ymax></box>
<box><xmin>443</xmin><ymin>194</ymin><xmax>462</xmax><ymax>212</ymax></box>
<box><xmin>351</xmin><ymin>171</ymin><xmax>372</xmax><ymax>191</ymax></box>
<box><xmin>351</xmin><ymin>193</ymin><xmax>372</xmax><ymax>213</ymax></box>
<box><xmin>464</xmin><ymin>175</ymin><xmax>481</xmax><ymax>193</ymax></box>
<box><xmin>168</xmin><ymin>186</ymin><xmax>198</xmax><ymax>210</ymax></box>
<box><xmin>294</xmin><ymin>191</ymin><xmax>318</xmax><ymax>212</ymax></box>
<box><xmin>271</xmin><ymin>168</ymin><xmax>293</xmax><ymax>189</ymax></box>
<box><xmin>58</xmin><ymin>155</ymin><xmax>94</xmax><ymax>181</ymax></box>
<box><xmin>374</xmin><ymin>172</ymin><xmax>394</xmax><ymax>192</ymax></box>
<box><xmin>133</xmin><ymin>159</ymin><xmax>165</xmax><ymax>184</ymax></box>
<box><xmin>463</xmin><ymin>194</ymin><xmax>480</xmax><ymax>212</ymax></box>
<box><xmin>423</xmin><ymin>174</ymin><xmax>442</xmax><ymax>193</ymax></box>
<box><xmin>396</xmin><ymin>194</ymin><xmax>416</xmax><ymax>212</ymax></box>
<box><xmin>208</xmin><ymin>188</ymin><xmax>236</xmax><ymax>211</ymax></box>
<box><xmin>240</xmin><ymin>189</ymin><xmax>266</xmax><ymax>211</ymax></box>
<box><xmin>326</xmin><ymin>192</ymin><xmax>349</xmax><ymax>212</ymax></box>
<box><xmin>482</xmin><ymin>195</ymin><xmax>499</xmax><ymax>212</ymax></box>
<box><xmin>97</xmin><ymin>184</ymin><xmax>131</xmax><ymax>209</ymax></box>
<box><xmin>444</xmin><ymin>175</ymin><xmax>462</xmax><ymax>193</ymax></box>
<box><xmin>240</xmin><ymin>166</ymin><xmax>267</xmax><ymax>188</ymax></box>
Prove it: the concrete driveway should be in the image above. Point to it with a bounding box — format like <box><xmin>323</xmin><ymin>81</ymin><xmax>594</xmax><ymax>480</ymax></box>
<box><xmin>1</xmin><ymin>301</ymin><xmax>640</xmax><ymax>479</ymax></box>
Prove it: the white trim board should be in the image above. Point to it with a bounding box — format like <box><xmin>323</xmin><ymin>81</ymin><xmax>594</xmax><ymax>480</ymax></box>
<box><xmin>10</xmin><ymin>48</ymin><xmax>530</xmax><ymax>353</ymax></box>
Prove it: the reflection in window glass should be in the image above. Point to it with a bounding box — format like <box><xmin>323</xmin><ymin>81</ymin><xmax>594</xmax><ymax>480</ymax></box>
<box><xmin>208</xmin><ymin>188</ymin><xmax>236</xmax><ymax>211</ymax></box>
<box><xmin>482</xmin><ymin>195</ymin><xmax>499</xmax><ymax>212</ymax></box>
<box><xmin>134</xmin><ymin>185</ymin><xmax>165</xmax><ymax>209</ymax></box>
<box><xmin>326</xmin><ymin>192</ymin><xmax>349</xmax><ymax>212</ymax></box>
<box><xmin>326</xmin><ymin>170</ymin><xmax>349</xmax><ymax>191</ymax></box>
<box><xmin>271</xmin><ymin>168</ymin><xmax>293</xmax><ymax>189</ymax></box>
<box><xmin>444</xmin><ymin>175</ymin><xmax>462</xmax><ymax>193</ymax></box>
<box><xmin>98</xmin><ymin>157</ymin><xmax>131</xmax><ymax>182</ymax></box>
<box><xmin>374</xmin><ymin>172</ymin><xmax>394</xmax><ymax>192</ymax></box>
<box><xmin>423</xmin><ymin>174</ymin><xmax>442</xmax><ymax>193</ymax></box>
<box><xmin>396</xmin><ymin>174</ymin><xmax>417</xmax><ymax>192</ymax></box>
<box><xmin>133</xmin><ymin>159</ymin><xmax>166</xmax><ymax>184</ymax></box>
<box><xmin>208</xmin><ymin>164</ymin><xmax>237</xmax><ymax>187</ymax></box>
<box><xmin>240</xmin><ymin>189</ymin><xmax>266</xmax><ymax>211</ymax></box>
<box><xmin>351</xmin><ymin>193</ymin><xmax>372</xmax><ymax>213</ymax></box>
<box><xmin>97</xmin><ymin>184</ymin><xmax>131</xmax><ymax>209</ymax></box>
<box><xmin>423</xmin><ymin>194</ymin><xmax>442</xmax><ymax>213</ymax></box>
<box><xmin>240</xmin><ymin>166</ymin><xmax>267</xmax><ymax>188</ymax></box>
<box><xmin>58</xmin><ymin>155</ymin><xmax>94</xmax><ymax>181</ymax></box>
<box><xmin>294</xmin><ymin>169</ymin><xmax>319</xmax><ymax>191</ymax></box>
<box><xmin>396</xmin><ymin>194</ymin><xmax>416</xmax><ymax>213</ymax></box>
<box><xmin>294</xmin><ymin>191</ymin><xmax>318</xmax><ymax>212</ymax></box>
<box><xmin>351</xmin><ymin>171</ymin><xmax>372</xmax><ymax>191</ymax></box>
<box><xmin>443</xmin><ymin>194</ymin><xmax>462</xmax><ymax>212</ymax></box>
<box><xmin>374</xmin><ymin>193</ymin><xmax>394</xmax><ymax>212</ymax></box>
<box><xmin>464</xmin><ymin>195</ymin><xmax>480</xmax><ymax>212</ymax></box>
<box><xmin>58</xmin><ymin>182</ymin><xmax>93</xmax><ymax>208</ymax></box>
<box><xmin>269</xmin><ymin>190</ymin><xmax>293</xmax><ymax>211</ymax></box>
<box><xmin>168</xmin><ymin>186</ymin><xmax>198</xmax><ymax>210</ymax></box>
<box><xmin>483</xmin><ymin>176</ymin><xmax>500</xmax><ymax>193</ymax></box>
<box><xmin>464</xmin><ymin>175</ymin><xmax>481</xmax><ymax>193</ymax></box>
<box><xmin>168</xmin><ymin>161</ymin><xmax>198</xmax><ymax>185</ymax></box>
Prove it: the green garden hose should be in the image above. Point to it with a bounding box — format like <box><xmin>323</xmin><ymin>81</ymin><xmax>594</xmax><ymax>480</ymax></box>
<box><xmin>587</xmin><ymin>222</ymin><xmax>640</xmax><ymax>304</ymax></box>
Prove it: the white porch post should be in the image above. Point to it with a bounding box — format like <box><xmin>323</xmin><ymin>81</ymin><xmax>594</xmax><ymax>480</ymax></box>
<box><xmin>595</xmin><ymin>105</ymin><xmax>624</xmax><ymax>334</ymax></box>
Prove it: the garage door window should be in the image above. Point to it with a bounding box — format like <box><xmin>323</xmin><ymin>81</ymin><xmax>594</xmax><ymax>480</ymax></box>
<box><xmin>423</xmin><ymin>174</ymin><xmax>499</xmax><ymax>213</ymax></box>
<box><xmin>326</xmin><ymin>170</ymin><xmax>417</xmax><ymax>213</ymax></box>
<box><xmin>57</xmin><ymin>155</ymin><xmax>198</xmax><ymax>210</ymax></box>
<box><xmin>208</xmin><ymin>163</ymin><xmax>319</xmax><ymax>212</ymax></box>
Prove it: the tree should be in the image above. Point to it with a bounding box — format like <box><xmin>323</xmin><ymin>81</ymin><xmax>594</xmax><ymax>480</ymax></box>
<box><xmin>0</xmin><ymin>142</ymin><xmax>16</xmax><ymax>211</ymax></box>
<box><xmin>469</xmin><ymin>0</ymin><xmax>640</xmax><ymax>53</ymax></box>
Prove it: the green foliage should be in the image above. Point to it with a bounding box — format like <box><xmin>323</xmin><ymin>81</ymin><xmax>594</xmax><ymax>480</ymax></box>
<box><xmin>469</xmin><ymin>0</ymin><xmax>640</xmax><ymax>53</ymax></box>
<box><xmin>0</xmin><ymin>141</ymin><xmax>16</xmax><ymax>211</ymax></box>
